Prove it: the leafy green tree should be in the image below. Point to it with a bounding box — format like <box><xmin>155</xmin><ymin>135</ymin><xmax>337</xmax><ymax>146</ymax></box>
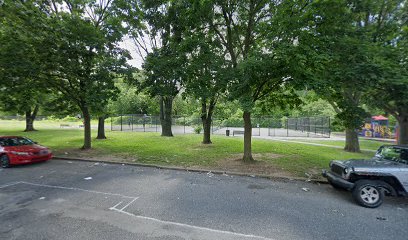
<box><xmin>364</xmin><ymin>1</ymin><xmax>408</xmax><ymax>145</ymax></box>
<box><xmin>37</xmin><ymin>0</ymin><xmax>131</xmax><ymax>149</ymax></box>
<box><xmin>180</xmin><ymin>13</ymin><xmax>230</xmax><ymax>144</ymax></box>
<box><xmin>120</xmin><ymin>0</ymin><xmax>186</xmax><ymax>137</ymax></box>
<box><xmin>204</xmin><ymin>0</ymin><xmax>311</xmax><ymax>161</ymax></box>
<box><xmin>306</xmin><ymin>0</ymin><xmax>403</xmax><ymax>152</ymax></box>
<box><xmin>108</xmin><ymin>81</ymin><xmax>159</xmax><ymax>115</ymax></box>
<box><xmin>0</xmin><ymin>0</ymin><xmax>49</xmax><ymax>131</ymax></box>
<box><xmin>172</xmin><ymin>96</ymin><xmax>200</xmax><ymax>117</ymax></box>
<box><xmin>141</xmin><ymin>47</ymin><xmax>184</xmax><ymax>136</ymax></box>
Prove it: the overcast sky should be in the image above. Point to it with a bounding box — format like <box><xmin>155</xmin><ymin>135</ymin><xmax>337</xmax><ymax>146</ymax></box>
<box><xmin>119</xmin><ymin>37</ymin><xmax>144</xmax><ymax>68</ymax></box>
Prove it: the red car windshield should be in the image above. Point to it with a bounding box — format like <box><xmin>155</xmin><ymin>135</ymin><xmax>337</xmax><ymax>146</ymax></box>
<box><xmin>0</xmin><ymin>137</ymin><xmax>34</xmax><ymax>147</ymax></box>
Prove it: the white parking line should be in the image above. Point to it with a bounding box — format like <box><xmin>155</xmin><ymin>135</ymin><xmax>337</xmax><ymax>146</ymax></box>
<box><xmin>119</xmin><ymin>197</ymin><xmax>139</xmax><ymax>211</ymax></box>
<box><xmin>1</xmin><ymin>181</ymin><xmax>274</xmax><ymax>239</ymax></box>
<box><xmin>110</xmin><ymin>201</ymin><xmax>123</xmax><ymax>209</ymax></box>
<box><xmin>0</xmin><ymin>181</ymin><xmax>22</xmax><ymax>189</ymax></box>
<box><xmin>19</xmin><ymin>181</ymin><xmax>138</xmax><ymax>199</ymax></box>
<box><xmin>109</xmin><ymin>207</ymin><xmax>275</xmax><ymax>240</ymax></box>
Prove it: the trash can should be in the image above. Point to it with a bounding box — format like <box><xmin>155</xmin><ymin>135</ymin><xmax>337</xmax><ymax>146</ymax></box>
<box><xmin>226</xmin><ymin>130</ymin><xmax>230</xmax><ymax>136</ymax></box>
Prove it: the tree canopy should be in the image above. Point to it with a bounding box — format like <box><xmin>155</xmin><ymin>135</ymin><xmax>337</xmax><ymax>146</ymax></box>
<box><xmin>1</xmin><ymin>0</ymin><xmax>407</xmax><ymax>152</ymax></box>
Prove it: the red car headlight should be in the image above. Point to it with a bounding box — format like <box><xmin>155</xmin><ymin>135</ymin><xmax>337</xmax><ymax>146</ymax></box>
<box><xmin>40</xmin><ymin>150</ymin><xmax>50</xmax><ymax>155</ymax></box>
<box><xmin>10</xmin><ymin>151</ymin><xmax>30</xmax><ymax>156</ymax></box>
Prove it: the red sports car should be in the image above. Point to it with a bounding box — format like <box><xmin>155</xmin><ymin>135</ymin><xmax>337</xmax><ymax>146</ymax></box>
<box><xmin>0</xmin><ymin>136</ymin><xmax>52</xmax><ymax>168</ymax></box>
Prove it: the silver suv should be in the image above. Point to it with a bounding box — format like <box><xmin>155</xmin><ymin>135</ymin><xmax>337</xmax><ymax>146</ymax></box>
<box><xmin>322</xmin><ymin>145</ymin><xmax>408</xmax><ymax>208</ymax></box>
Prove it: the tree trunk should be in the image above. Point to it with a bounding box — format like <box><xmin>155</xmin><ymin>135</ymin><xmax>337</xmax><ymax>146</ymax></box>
<box><xmin>96</xmin><ymin>116</ymin><xmax>107</xmax><ymax>139</ymax></box>
<box><xmin>24</xmin><ymin>105</ymin><xmax>39</xmax><ymax>132</ymax></box>
<box><xmin>202</xmin><ymin>118</ymin><xmax>212</xmax><ymax>144</ymax></box>
<box><xmin>160</xmin><ymin>96</ymin><xmax>173</xmax><ymax>137</ymax></box>
<box><xmin>397</xmin><ymin>115</ymin><xmax>408</xmax><ymax>145</ymax></box>
<box><xmin>344</xmin><ymin>128</ymin><xmax>360</xmax><ymax>152</ymax></box>
<box><xmin>243</xmin><ymin>111</ymin><xmax>254</xmax><ymax>162</ymax></box>
<box><xmin>201</xmin><ymin>98</ymin><xmax>216</xmax><ymax>144</ymax></box>
<box><xmin>82</xmin><ymin>107</ymin><xmax>92</xmax><ymax>149</ymax></box>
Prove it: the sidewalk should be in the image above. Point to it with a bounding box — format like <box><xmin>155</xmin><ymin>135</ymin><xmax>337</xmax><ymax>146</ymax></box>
<box><xmin>259</xmin><ymin>138</ymin><xmax>376</xmax><ymax>152</ymax></box>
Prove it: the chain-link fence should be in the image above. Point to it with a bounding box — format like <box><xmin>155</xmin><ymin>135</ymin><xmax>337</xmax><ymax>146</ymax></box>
<box><xmin>268</xmin><ymin>116</ymin><xmax>331</xmax><ymax>138</ymax></box>
<box><xmin>0</xmin><ymin>115</ymin><xmax>49</xmax><ymax>121</ymax></box>
<box><xmin>0</xmin><ymin>115</ymin><xmax>89</xmax><ymax>129</ymax></box>
<box><xmin>0</xmin><ymin>115</ymin><xmax>330</xmax><ymax>138</ymax></box>
<box><xmin>110</xmin><ymin>115</ymin><xmax>331</xmax><ymax>138</ymax></box>
<box><xmin>111</xmin><ymin>115</ymin><xmax>271</xmax><ymax>136</ymax></box>
<box><xmin>110</xmin><ymin>115</ymin><xmax>203</xmax><ymax>134</ymax></box>
<box><xmin>211</xmin><ymin>116</ymin><xmax>274</xmax><ymax>136</ymax></box>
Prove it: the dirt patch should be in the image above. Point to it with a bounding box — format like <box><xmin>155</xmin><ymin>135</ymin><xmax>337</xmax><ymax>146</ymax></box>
<box><xmin>53</xmin><ymin>148</ymin><xmax>138</xmax><ymax>162</ymax></box>
<box><xmin>205</xmin><ymin>153</ymin><xmax>295</xmax><ymax>178</ymax></box>
<box><xmin>54</xmin><ymin>149</ymin><xmax>298</xmax><ymax>179</ymax></box>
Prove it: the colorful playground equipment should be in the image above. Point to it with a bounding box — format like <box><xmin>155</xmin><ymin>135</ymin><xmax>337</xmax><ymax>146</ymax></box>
<box><xmin>360</xmin><ymin>115</ymin><xmax>393</xmax><ymax>138</ymax></box>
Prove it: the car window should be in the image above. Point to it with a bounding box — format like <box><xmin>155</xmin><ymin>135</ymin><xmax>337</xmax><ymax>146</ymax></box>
<box><xmin>379</xmin><ymin>147</ymin><xmax>408</xmax><ymax>164</ymax></box>
<box><xmin>381</xmin><ymin>147</ymin><xmax>400</xmax><ymax>160</ymax></box>
<box><xmin>0</xmin><ymin>137</ymin><xmax>34</xmax><ymax>146</ymax></box>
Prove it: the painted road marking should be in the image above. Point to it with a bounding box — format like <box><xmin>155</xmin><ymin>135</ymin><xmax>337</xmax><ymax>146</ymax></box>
<box><xmin>19</xmin><ymin>181</ymin><xmax>138</xmax><ymax>199</ymax></box>
<box><xmin>1</xmin><ymin>181</ymin><xmax>274</xmax><ymax>239</ymax></box>
<box><xmin>109</xmin><ymin>207</ymin><xmax>275</xmax><ymax>240</ymax></box>
<box><xmin>0</xmin><ymin>181</ymin><xmax>22</xmax><ymax>189</ymax></box>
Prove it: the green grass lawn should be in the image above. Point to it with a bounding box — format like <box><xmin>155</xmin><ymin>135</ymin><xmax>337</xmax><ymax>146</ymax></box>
<box><xmin>0</xmin><ymin>122</ymin><xmax>375</xmax><ymax>179</ymax></box>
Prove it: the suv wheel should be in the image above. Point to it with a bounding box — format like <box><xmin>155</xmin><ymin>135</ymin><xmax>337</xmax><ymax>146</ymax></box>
<box><xmin>352</xmin><ymin>180</ymin><xmax>384</xmax><ymax>208</ymax></box>
<box><xmin>1</xmin><ymin>155</ymin><xmax>10</xmax><ymax>168</ymax></box>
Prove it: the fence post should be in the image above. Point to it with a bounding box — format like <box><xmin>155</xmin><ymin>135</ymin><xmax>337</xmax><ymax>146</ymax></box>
<box><xmin>184</xmin><ymin>117</ymin><xmax>186</xmax><ymax>134</ymax></box>
<box><xmin>120</xmin><ymin>115</ymin><xmax>123</xmax><ymax>131</ymax></box>
<box><xmin>286</xmin><ymin>118</ymin><xmax>289</xmax><ymax>137</ymax></box>
<box><xmin>258</xmin><ymin>117</ymin><xmax>261</xmax><ymax>136</ymax></box>
<box><xmin>111</xmin><ymin>116</ymin><xmax>113</xmax><ymax>131</ymax></box>
<box><xmin>328</xmin><ymin>117</ymin><xmax>331</xmax><ymax>138</ymax></box>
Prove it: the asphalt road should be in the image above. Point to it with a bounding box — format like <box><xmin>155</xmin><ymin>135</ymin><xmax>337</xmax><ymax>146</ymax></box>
<box><xmin>0</xmin><ymin>160</ymin><xmax>407</xmax><ymax>240</ymax></box>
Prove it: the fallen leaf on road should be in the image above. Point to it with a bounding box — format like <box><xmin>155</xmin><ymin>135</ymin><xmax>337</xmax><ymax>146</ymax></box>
<box><xmin>376</xmin><ymin>217</ymin><xmax>387</xmax><ymax>221</ymax></box>
<box><xmin>302</xmin><ymin>188</ymin><xmax>310</xmax><ymax>192</ymax></box>
<box><xmin>84</xmin><ymin>177</ymin><xmax>92</xmax><ymax>180</ymax></box>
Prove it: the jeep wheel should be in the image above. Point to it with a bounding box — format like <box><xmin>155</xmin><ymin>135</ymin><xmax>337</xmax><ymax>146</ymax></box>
<box><xmin>1</xmin><ymin>155</ymin><xmax>10</xmax><ymax>168</ymax></box>
<box><xmin>352</xmin><ymin>180</ymin><xmax>384</xmax><ymax>208</ymax></box>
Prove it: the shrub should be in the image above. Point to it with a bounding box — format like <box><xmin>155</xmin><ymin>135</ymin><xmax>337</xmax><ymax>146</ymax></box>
<box><xmin>194</xmin><ymin>125</ymin><xmax>202</xmax><ymax>134</ymax></box>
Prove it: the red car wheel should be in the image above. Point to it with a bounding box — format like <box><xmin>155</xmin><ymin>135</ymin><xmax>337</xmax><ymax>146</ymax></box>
<box><xmin>1</xmin><ymin>155</ymin><xmax>10</xmax><ymax>168</ymax></box>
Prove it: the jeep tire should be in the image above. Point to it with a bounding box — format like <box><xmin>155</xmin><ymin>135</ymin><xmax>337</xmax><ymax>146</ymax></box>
<box><xmin>352</xmin><ymin>180</ymin><xmax>384</xmax><ymax>208</ymax></box>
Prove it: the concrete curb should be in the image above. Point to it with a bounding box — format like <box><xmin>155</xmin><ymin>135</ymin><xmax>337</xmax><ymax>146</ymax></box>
<box><xmin>53</xmin><ymin>156</ymin><xmax>329</xmax><ymax>184</ymax></box>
